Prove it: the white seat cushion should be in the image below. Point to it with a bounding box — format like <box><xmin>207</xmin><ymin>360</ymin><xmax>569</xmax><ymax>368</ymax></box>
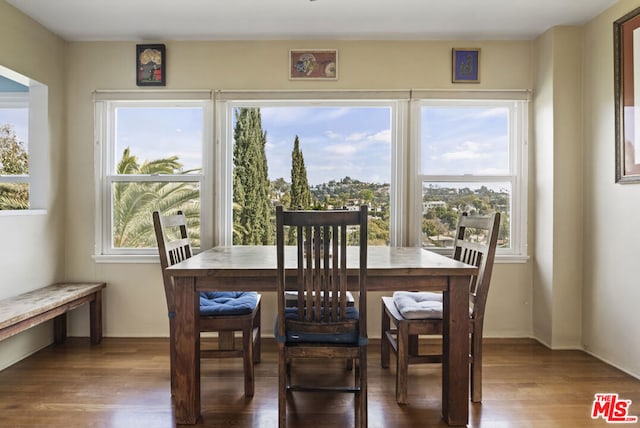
<box><xmin>392</xmin><ymin>291</ymin><xmax>443</xmax><ymax>320</ymax></box>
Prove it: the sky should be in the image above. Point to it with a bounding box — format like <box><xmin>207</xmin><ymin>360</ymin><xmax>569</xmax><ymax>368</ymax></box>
<box><xmin>0</xmin><ymin>108</ymin><xmax>29</xmax><ymax>150</ymax></box>
<box><xmin>258</xmin><ymin>106</ymin><xmax>391</xmax><ymax>185</ymax></box>
<box><xmin>103</xmin><ymin>103</ymin><xmax>508</xmax><ymax>185</ymax></box>
<box><xmin>421</xmin><ymin>106</ymin><xmax>509</xmax><ymax>176</ymax></box>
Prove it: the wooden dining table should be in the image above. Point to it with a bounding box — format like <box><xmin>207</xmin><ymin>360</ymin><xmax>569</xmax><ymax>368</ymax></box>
<box><xmin>167</xmin><ymin>245</ymin><xmax>477</xmax><ymax>426</ymax></box>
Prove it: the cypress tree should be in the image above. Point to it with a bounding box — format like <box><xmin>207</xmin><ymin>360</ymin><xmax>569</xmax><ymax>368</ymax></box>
<box><xmin>288</xmin><ymin>135</ymin><xmax>312</xmax><ymax>245</ymax></box>
<box><xmin>233</xmin><ymin>108</ymin><xmax>272</xmax><ymax>245</ymax></box>
<box><xmin>290</xmin><ymin>135</ymin><xmax>312</xmax><ymax>210</ymax></box>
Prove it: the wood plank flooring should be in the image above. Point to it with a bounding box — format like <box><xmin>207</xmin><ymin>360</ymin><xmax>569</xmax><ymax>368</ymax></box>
<box><xmin>0</xmin><ymin>337</ymin><xmax>638</xmax><ymax>427</ymax></box>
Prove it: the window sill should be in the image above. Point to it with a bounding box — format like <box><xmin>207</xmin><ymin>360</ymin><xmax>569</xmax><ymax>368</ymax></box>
<box><xmin>93</xmin><ymin>254</ymin><xmax>159</xmax><ymax>264</ymax></box>
<box><xmin>0</xmin><ymin>209</ymin><xmax>47</xmax><ymax>217</ymax></box>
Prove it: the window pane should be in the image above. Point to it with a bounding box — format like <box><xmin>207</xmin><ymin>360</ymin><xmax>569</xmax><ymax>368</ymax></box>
<box><xmin>0</xmin><ymin>107</ymin><xmax>29</xmax><ymax>210</ymax></box>
<box><xmin>115</xmin><ymin>107</ymin><xmax>203</xmax><ymax>174</ymax></box>
<box><xmin>422</xmin><ymin>182</ymin><xmax>510</xmax><ymax>250</ymax></box>
<box><xmin>421</xmin><ymin>106</ymin><xmax>509</xmax><ymax>175</ymax></box>
<box><xmin>0</xmin><ymin>182</ymin><xmax>29</xmax><ymax>210</ymax></box>
<box><xmin>232</xmin><ymin>106</ymin><xmax>391</xmax><ymax>246</ymax></box>
<box><xmin>111</xmin><ymin>181</ymin><xmax>200</xmax><ymax>249</ymax></box>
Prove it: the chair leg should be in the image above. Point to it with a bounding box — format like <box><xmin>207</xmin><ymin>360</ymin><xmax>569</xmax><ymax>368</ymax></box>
<box><xmin>354</xmin><ymin>355</ymin><xmax>361</xmax><ymax>428</ymax></box>
<box><xmin>278</xmin><ymin>344</ymin><xmax>287</xmax><ymax>428</ymax></box>
<box><xmin>471</xmin><ymin>330</ymin><xmax>482</xmax><ymax>403</ymax></box>
<box><xmin>253</xmin><ymin>304</ymin><xmax>261</xmax><ymax>363</ymax></box>
<box><xmin>169</xmin><ymin>318</ymin><xmax>176</xmax><ymax>397</ymax></box>
<box><xmin>359</xmin><ymin>351</ymin><xmax>368</xmax><ymax>428</ymax></box>
<box><xmin>408</xmin><ymin>334</ymin><xmax>419</xmax><ymax>356</ymax></box>
<box><xmin>381</xmin><ymin>303</ymin><xmax>390</xmax><ymax>368</ymax></box>
<box><xmin>396</xmin><ymin>321</ymin><xmax>409</xmax><ymax>404</ymax></box>
<box><xmin>243</xmin><ymin>324</ymin><xmax>255</xmax><ymax>398</ymax></box>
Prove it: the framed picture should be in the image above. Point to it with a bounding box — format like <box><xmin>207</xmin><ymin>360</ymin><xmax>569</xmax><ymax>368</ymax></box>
<box><xmin>452</xmin><ymin>48</ymin><xmax>480</xmax><ymax>83</ymax></box>
<box><xmin>614</xmin><ymin>7</ymin><xmax>640</xmax><ymax>183</ymax></box>
<box><xmin>136</xmin><ymin>44</ymin><xmax>166</xmax><ymax>87</ymax></box>
<box><xmin>289</xmin><ymin>49</ymin><xmax>338</xmax><ymax>80</ymax></box>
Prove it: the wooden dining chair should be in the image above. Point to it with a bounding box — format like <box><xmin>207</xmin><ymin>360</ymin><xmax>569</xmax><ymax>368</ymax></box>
<box><xmin>152</xmin><ymin>210</ymin><xmax>261</xmax><ymax>399</ymax></box>
<box><xmin>275</xmin><ymin>205</ymin><xmax>368</xmax><ymax>428</ymax></box>
<box><xmin>381</xmin><ymin>212</ymin><xmax>500</xmax><ymax>404</ymax></box>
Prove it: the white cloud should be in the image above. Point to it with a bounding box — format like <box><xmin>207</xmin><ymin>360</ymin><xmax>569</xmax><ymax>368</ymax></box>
<box><xmin>346</xmin><ymin>132</ymin><xmax>368</xmax><ymax>142</ymax></box>
<box><xmin>325</xmin><ymin>143</ymin><xmax>359</xmax><ymax>156</ymax></box>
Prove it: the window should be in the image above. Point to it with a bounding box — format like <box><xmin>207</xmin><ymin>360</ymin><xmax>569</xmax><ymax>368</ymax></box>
<box><xmin>0</xmin><ymin>92</ymin><xmax>28</xmax><ymax>209</ymax></box>
<box><xmin>94</xmin><ymin>92</ymin><xmax>212</xmax><ymax>257</ymax></box>
<box><xmin>0</xmin><ymin>66</ymin><xmax>48</xmax><ymax>212</ymax></box>
<box><xmin>215</xmin><ymin>94</ymin><xmax>403</xmax><ymax>247</ymax></box>
<box><xmin>93</xmin><ymin>90</ymin><xmax>527</xmax><ymax>261</ymax></box>
<box><xmin>412</xmin><ymin>97</ymin><xmax>528</xmax><ymax>258</ymax></box>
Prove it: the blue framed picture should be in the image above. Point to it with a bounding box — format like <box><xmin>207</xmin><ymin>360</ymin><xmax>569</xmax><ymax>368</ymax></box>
<box><xmin>452</xmin><ymin>48</ymin><xmax>480</xmax><ymax>83</ymax></box>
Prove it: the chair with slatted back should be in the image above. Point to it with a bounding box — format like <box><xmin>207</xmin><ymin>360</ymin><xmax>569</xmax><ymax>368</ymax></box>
<box><xmin>275</xmin><ymin>205</ymin><xmax>368</xmax><ymax>428</ymax></box>
<box><xmin>381</xmin><ymin>212</ymin><xmax>500</xmax><ymax>404</ymax></box>
<box><xmin>152</xmin><ymin>210</ymin><xmax>261</xmax><ymax>399</ymax></box>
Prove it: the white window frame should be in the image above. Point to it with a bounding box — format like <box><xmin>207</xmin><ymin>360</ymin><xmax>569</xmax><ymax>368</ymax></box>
<box><xmin>0</xmin><ymin>65</ymin><xmax>49</xmax><ymax>215</ymax></box>
<box><xmin>93</xmin><ymin>91</ymin><xmax>213</xmax><ymax>261</ymax></box>
<box><xmin>214</xmin><ymin>90</ymin><xmax>408</xmax><ymax>247</ymax></box>
<box><xmin>408</xmin><ymin>93</ymin><xmax>529</xmax><ymax>260</ymax></box>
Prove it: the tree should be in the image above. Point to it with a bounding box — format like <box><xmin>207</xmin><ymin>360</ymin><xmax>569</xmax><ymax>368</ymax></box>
<box><xmin>0</xmin><ymin>124</ymin><xmax>29</xmax><ymax>210</ymax></box>
<box><xmin>289</xmin><ymin>135</ymin><xmax>311</xmax><ymax>209</ymax></box>
<box><xmin>113</xmin><ymin>148</ymin><xmax>200</xmax><ymax>248</ymax></box>
<box><xmin>233</xmin><ymin>108</ymin><xmax>272</xmax><ymax>245</ymax></box>
<box><xmin>287</xmin><ymin>135</ymin><xmax>312</xmax><ymax>245</ymax></box>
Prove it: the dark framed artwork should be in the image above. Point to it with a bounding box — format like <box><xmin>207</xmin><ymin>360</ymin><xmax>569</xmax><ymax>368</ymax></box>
<box><xmin>136</xmin><ymin>44</ymin><xmax>166</xmax><ymax>86</ymax></box>
<box><xmin>289</xmin><ymin>49</ymin><xmax>338</xmax><ymax>80</ymax></box>
<box><xmin>614</xmin><ymin>7</ymin><xmax>640</xmax><ymax>183</ymax></box>
<box><xmin>452</xmin><ymin>48</ymin><xmax>480</xmax><ymax>83</ymax></box>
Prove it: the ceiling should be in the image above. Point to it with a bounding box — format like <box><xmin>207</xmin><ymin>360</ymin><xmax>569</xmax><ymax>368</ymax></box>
<box><xmin>6</xmin><ymin>0</ymin><xmax>618</xmax><ymax>42</ymax></box>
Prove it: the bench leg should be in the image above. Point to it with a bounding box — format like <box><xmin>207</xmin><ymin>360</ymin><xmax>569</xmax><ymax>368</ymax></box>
<box><xmin>90</xmin><ymin>290</ymin><xmax>103</xmax><ymax>344</ymax></box>
<box><xmin>54</xmin><ymin>313</ymin><xmax>67</xmax><ymax>344</ymax></box>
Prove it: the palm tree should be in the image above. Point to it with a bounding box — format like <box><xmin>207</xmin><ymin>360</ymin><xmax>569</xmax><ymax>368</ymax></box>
<box><xmin>113</xmin><ymin>148</ymin><xmax>201</xmax><ymax>248</ymax></box>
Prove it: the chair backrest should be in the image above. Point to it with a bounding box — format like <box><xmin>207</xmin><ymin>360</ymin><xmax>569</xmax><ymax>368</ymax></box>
<box><xmin>152</xmin><ymin>210</ymin><xmax>193</xmax><ymax>312</ymax></box>
<box><xmin>275</xmin><ymin>205</ymin><xmax>368</xmax><ymax>341</ymax></box>
<box><xmin>452</xmin><ymin>212</ymin><xmax>500</xmax><ymax>324</ymax></box>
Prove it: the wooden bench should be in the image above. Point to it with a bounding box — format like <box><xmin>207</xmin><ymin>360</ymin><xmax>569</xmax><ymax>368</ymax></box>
<box><xmin>0</xmin><ymin>282</ymin><xmax>106</xmax><ymax>345</ymax></box>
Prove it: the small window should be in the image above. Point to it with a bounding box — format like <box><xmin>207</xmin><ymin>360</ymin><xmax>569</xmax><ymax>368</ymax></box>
<box><xmin>95</xmin><ymin>95</ymin><xmax>212</xmax><ymax>256</ymax></box>
<box><xmin>414</xmin><ymin>98</ymin><xmax>527</xmax><ymax>257</ymax></box>
<box><xmin>0</xmin><ymin>94</ymin><xmax>29</xmax><ymax>210</ymax></box>
<box><xmin>0</xmin><ymin>67</ymin><xmax>48</xmax><ymax>213</ymax></box>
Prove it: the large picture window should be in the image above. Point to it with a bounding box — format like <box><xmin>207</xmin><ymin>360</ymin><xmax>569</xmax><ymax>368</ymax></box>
<box><xmin>215</xmin><ymin>95</ymin><xmax>402</xmax><ymax>248</ymax></box>
<box><xmin>94</xmin><ymin>93</ymin><xmax>212</xmax><ymax>257</ymax></box>
<box><xmin>94</xmin><ymin>90</ymin><xmax>527</xmax><ymax>261</ymax></box>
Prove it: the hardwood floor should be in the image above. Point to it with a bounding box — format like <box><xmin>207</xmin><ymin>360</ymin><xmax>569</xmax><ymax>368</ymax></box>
<box><xmin>0</xmin><ymin>337</ymin><xmax>638</xmax><ymax>427</ymax></box>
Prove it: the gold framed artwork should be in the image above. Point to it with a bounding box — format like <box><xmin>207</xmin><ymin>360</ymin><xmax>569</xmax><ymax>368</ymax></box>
<box><xmin>289</xmin><ymin>49</ymin><xmax>338</xmax><ymax>80</ymax></box>
<box><xmin>452</xmin><ymin>48</ymin><xmax>480</xmax><ymax>83</ymax></box>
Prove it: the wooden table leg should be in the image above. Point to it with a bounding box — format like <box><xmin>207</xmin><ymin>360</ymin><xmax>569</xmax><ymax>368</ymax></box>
<box><xmin>174</xmin><ymin>277</ymin><xmax>200</xmax><ymax>424</ymax></box>
<box><xmin>442</xmin><ymin>275</ymin><xmax>469</xmax><ymax>426</ymax></box>
<box><xmin>89</xmin><ymin>290</ymin><xmax>103</xmax><ymax>344</ymax></box>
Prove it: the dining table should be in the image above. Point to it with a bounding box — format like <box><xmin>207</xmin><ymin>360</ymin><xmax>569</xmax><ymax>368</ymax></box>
<box><xmin>166</xmin><ymin>245</ymin><xmax>478</xmax><ymax>426</ymax></box>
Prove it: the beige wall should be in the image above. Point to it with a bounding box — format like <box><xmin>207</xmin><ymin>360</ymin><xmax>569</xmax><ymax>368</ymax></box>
<box><xmin>63</xmin><ymin>39</ymin><xmax>534</xmax><ymax>340</ymax></box>
<box><xmin>0</xmin><ymin>1</ymin><xmax>66</xmax><ymax>368</ymax></box>
<box><xmin>582</xmin><ymin>0</ymin><xmax>640</xmax><ymax>378</ymax></box>
<box><xmin>532</xmin><ymin>26</ymin><xmax>584</xmax><ymax>349</ymax></box>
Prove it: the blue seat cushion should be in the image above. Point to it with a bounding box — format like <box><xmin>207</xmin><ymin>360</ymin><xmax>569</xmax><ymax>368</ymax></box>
<box><xmin>199</xmin><ymin>291</ymin><xmax>258</xmax><ymax>316</ymax></box>
<box><xmin>275</xmin><ymin>306</ymin><xmax>360</xmax><ymax>344</ymax></box>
